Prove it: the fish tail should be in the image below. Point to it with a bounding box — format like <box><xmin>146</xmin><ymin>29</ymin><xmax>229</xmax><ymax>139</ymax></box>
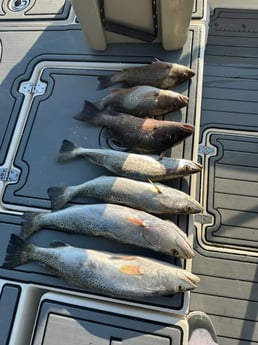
<box><xmin>57</xmin><ymin>139</ymin><xmax>78</xmax><ymax>162</ymax></box>
<box><xmin>47</xmin><ymin>186</ymin><xmax>70</xmax><ymax>211</ymax></box>
<box><xmin>3</xmin><ymin>234</ymin><xmax>34</xmax><ymax>269</ymax></box>
<box><xmin>97</xmin><ymin>74</ymin><xmax>114</xmax><ymax>90</ymax></box>
<box><xmin>73</xmin><ymin>100</ymin><xmax>103</xmax><ymax>125</ymax></box>
<box><xmin>21</xmin><ymin>212</ymin><xmax>43</xmax><ymax>239</ymax></box>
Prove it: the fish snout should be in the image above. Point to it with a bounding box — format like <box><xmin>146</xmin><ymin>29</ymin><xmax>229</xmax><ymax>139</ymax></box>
<box><xmin>175</xmin><ymin>236</ymin><xmax>195</xmax><ymax>259</ymax></box>
<box><xmin>187</xmin><ymin>68</ymin><xmax>196</xmax><ymax>79</ymax></box>
<box><xmin>184</xmin><ymin>199</ymin><xmax>204</xmax><ymax>214</ymax></box>
<box><xmin>176</xmin><ymin>270</ymin><xmax>200</xmax><ymax>291</ymax></box>
<box><xmin>178</xmin><ymin>94</ymin><xmax>189</xmax><ymax>106</ymax></box>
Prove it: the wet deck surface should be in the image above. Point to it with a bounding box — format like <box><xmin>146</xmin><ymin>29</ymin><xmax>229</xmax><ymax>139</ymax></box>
<box><xmin>190</xmin><ymin>8</ymin><xmax>258</xmax><ymax>345</ymax></box>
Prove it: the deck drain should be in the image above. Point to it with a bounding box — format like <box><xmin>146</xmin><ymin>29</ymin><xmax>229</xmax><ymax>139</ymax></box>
<box><xmin>8</xmin><ymin>0</ymin><xmax>30</xmax><ymax>11</ymax></box>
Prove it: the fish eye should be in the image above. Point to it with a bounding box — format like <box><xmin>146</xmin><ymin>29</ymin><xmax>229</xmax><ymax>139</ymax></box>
<box><xmin>183</xmin><ymin>164</ymin><xmax>190</xmax><ymax>171</ymax></box>
<box><xmin>183</xmin><ymin>73</ymin><xmax>187</xmax><ymax>78</ymax></box>
<box><xmin>186</xmin><ymin>205</ymin><xmax>193</xmax><ymax>213</ymax></box>
<box><xmin>177</xmin><ymin>284</ymin><xmax>184</xmax><ymax>292</ymax></box>
<box><xmin>171</xmin><ymin>249</ymin><xmax>179</xmax><ymax>256</ymax></box>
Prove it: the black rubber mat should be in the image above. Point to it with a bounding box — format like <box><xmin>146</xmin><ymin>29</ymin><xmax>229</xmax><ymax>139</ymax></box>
<box><xmin>191</xmin><ymin>8</ymin><xmax>258</xmax><ymax>345</ymax></box>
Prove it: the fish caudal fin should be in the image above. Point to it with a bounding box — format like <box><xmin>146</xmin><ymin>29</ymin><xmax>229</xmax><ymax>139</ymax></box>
<box><xmin>47</xmin><ymin>186</ymin><xmax>69</xmax><ymax>211</ymax></box>
<box><xmin>97</xmin><ymin>75</ymin><xmax>114</xmax><ymax>90</ymax></box>
<box><xmin>3</xmin><ymin>234</ymin><xmax>33</xmax><ymax>269</ymax></box>
<box><xmin>21</xmin><ymin>212</ymin><xmax>43</xmax><ymax>239</ymax></box>
<box><xmin>57</xmin><ymin>140</ymin><xmax>77</xmax><ymax>162</ymax></box>
<box><xmin>73</xmin><ymin>100</ymin><xmax>103</xmax><ymax>126</ymax></box>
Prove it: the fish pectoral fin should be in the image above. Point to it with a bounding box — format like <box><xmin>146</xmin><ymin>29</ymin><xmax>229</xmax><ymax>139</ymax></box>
<box><xmin>49</xmin><ymin>240</ymin><xmax>70</xmax><ymax>248</ymax></box>
<box><xmin>127</xmin><ymin>217</ymin><xmax>148</xmax><ymax>228</ymax></box>
<box><xmin>148</xmin><ymin>179</ymin><xmax>162</xmax><ymax>194</ymax></box>
<box><xmin>119</xmin><ymin>264</ymin><xmax>143</xmax><ymax>275</ymax></box>
<box><xmin>141</xmin><ymin>228</ymin><xmax>159</xmax><ymax>246</ymax></box>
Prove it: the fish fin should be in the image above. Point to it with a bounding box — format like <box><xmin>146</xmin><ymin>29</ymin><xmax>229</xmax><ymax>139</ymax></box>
<box><xmin>57</xmin><ymin>140</ymin><xmax>77</xmax><ymax>162</ymax></box>
<box><xmin>127</xmin><ymin>217</ymin><xmax>148</xmax><ymax>228</ymax></box>
<box><xmin>47</xmin><ymin>186</ymin><xmax>68</xmax><ymax>211</ymax></box>
<box><xmin>157</xmin><ymin>149</ymin><xmax>169</xmax><ymax>161</ymax></box>
<box><xmin>21</xmin><ymin>212</ymin><xmax>42</xmax><ymax>239</ymax></box>
<box><xmin>119</xmin><ymin>264</ymin><xmax>143</xmax><ymax>275</ymax></box>
<box><xmin>153</xmin><ymin>58</ymin><xmax>171</xmax><ymax>69</ymax></box>
<box><xmin>97</xmin><ymin>75</ymin><xmax>114</xmax><ymax>90</ymax></box>
<box><xmin>49</xmin><ymin>240</ymin><xmax>70</xmax><ymax>248</ymax></box>
<box><xmin>111</xmin><ymin>255</ymin><xmax>138</xmax><ymax>261</ymax></box>
<box><xmin>3</xmin><ymin>234</ymin><xmax>33</xmax><ymax>269</ymax></box>
<box><xmin>73</xmin><ymin>100</ymin><xmax>102</xmax><ymax>125</ymax></box>
<box><xmin>147</xmin><ymin>179</ymin><xmax>162</xmax><ymax>194</ymax></box>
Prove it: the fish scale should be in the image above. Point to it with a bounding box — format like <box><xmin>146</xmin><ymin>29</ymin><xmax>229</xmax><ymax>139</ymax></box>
<box><xmin>47</xmin><ymin>176</ymin><xmax>203</xmax><ymax>216</ymax></box>
<box><xmin>3</xmin><ymin>234</ymin><xmax>200</xmax><ymax>298</ymax></box>
<box><xmin>57</xmin><ymin>140</ymin><xmax>203</xmax><ymax>182</ymax></box>
<box><xmin>21</xmin><ymin>203</ymin><xmax>194</xmax><ymax>259</ymax></box>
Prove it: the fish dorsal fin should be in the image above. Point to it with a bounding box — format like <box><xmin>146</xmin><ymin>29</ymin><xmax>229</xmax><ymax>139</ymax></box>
<box><xmin>49</xmin><ymin>240</ymin><xmax>70</xmax><ymax>248</ymax></box>
<box><xmin>148</xmin><ymin>179</ymin><xmax>162</xmax><ymax>194</ymax></box>
<box><xmin>153</xmin><ymin>58</ymin><xmax>171</xmax><ymax>69</ymax></box>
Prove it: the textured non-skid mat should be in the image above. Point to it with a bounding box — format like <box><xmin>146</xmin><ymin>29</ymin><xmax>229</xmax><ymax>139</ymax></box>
<box><xmin>31</xmin><ymin>298</ymin><xmax>184</xmax><ymax>345</ymax></box>
<box><xmin>191</xmin><ymin>8</ymin><xmax>258</xmax><ymax>345</ymax></box>
<box><xmin>0</xmin><ymin>20</ymin><xmax>203</xmax><ymax>314</ymax></box>
<box><xmin>0</xmin><ymin>0</ymin><xmax>71</xmax><ymax>21</ymax></box>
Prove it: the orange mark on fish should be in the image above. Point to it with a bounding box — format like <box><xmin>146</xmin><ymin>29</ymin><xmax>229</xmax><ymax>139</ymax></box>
<box><xmin>119</xmin><ymin>264</ymin><xmax>143</xmax><ymax>275</ymax></box>
<box><xmin>127</xmin><ymin>217</ymin><xmax>148</xmax><ymax>228</ymax></box>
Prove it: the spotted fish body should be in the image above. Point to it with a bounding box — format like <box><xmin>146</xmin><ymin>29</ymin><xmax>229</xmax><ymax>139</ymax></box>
<box><xmin>47</xmin><ymin>176</ymin><xmax>203</xmax><ymax>216</ymax></box>
<box><xmin>21</xmin><ymin>203</ymin><xmax>194</xmax><ymax>258</ymax></box>
<box><xmin>4</xmin><ymin>234</ymin><xmax>200</xmax><ymax>298</ymax></box>
<box><xmin>97</xmin><ymin>60</ymin><xmax>195</xmax><ymax>90</ymax></box>
<box><xmin>57</xmin><ymin>140</ymin><xmax>202</xmax><ymax>182</ymax></box>
<box><xmin>96</xmin><ymin>85</ymin><xmax>189</xmax><ymax>117</ymax></box>
<box><xmin>73</xmin><ymin>101</ymin><xmax>194</xmax><ymax>154</ymax></box>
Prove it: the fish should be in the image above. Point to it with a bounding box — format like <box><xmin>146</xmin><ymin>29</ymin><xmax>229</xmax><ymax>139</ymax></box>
<box><xmin>57</xmin><ymin>140</ymin><xmax>203</xmax><ymax>182</ymax></box>
<box><xmin>20</xmin><ymin>203</ymin><xmax>194</xmax><ymax>258</ymax></box>
<box><xmin>96</xmin><ymin>85</ymin><xmax>189</xmax><ymax>117</ymax></box>
<box><xmin>47</xmin><ymin>176</ymin><xmax>203</xmax><ymax>215</ymax></box>
<box><xmin>3</xmin><ymin>234</ymin><xmax>200</xmax><ymax>298</ymax></box>
<box><xmin>97</xmin><ymin>60</ymin><xmax>195</xmax><ymax>90</ymax></box>
<box><xmin>73</xmin><ymin>101</ymin><xmax>194</xmax><ymax>154</ymax></box>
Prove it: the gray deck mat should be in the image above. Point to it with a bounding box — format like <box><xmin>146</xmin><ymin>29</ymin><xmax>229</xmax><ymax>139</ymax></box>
<box><xmin>0</xmin><ymin>1</ymin><xmax>202</xmax><ymax>317</ymax></box>
<box><xmin>190</xmin><ymin>8</ymin><xmax>258</xmax><ymax>345</ymax></box>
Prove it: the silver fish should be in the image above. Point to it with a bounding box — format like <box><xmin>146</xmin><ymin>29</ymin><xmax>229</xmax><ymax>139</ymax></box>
<box><xmin>73</xmin><ymin>101</ymin><xmax>194</xmax><ymax>154</ymax></box>
<box><xmin>3</xmin><ymin>234</ymin><xmax>200</xmax><ymax>298</ymax></box>
<box><xmin>57</xmin><ymin>140</ymin><xmax>202</xmax><ymax>182</ymax></box>
<box><xmin>47</xmin><ymin>176</ymin><xmax>203</xmax><ymax>215</ymax></box>
<box><xmin>21</xmin><ymin>203</ymin><xmax>194</xmax><ymax>258</ymax></box>
<box><xmin>96</xmin><ymin>85</ymin><xmax>189</xmax><ymax>117</ymax></box>
<box><xmin>97</xmin><ymin>60</ymin><xmax>195</xmax><ymax>90</ymax></box>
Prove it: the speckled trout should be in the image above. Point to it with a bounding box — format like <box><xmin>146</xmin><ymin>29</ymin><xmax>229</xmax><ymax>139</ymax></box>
<box><xmin>4</xmin><ymin>234</ymin><xmax>200</xmax><ymax>298</ymax></box>
<box><xmin>47</xmin><ymin>176</ymin><xmax>203</xmax><ymax>215</ymax></box>
<box><xmin>97</xmin><ymin>60</ymin><xmax>195</xmax><ymax>90</ymax></box>
<box><xmin>21</xmin><ymin>203</ymin><xmax>194</xmax><ymax>258</ymax></box>
<box><xmin>73</xmin><ymin>101</ymin><xmax>194</xmax><ymax>154</ymax></box>
<box><xmin>96</xmin><ymin>85</ymin><xmax>189</xmax><ymax>117</ymax></box>
<box><xmin>57</xmin><ymin>140</ymin><xmax>202</xmax><ymax>182</ymax></box>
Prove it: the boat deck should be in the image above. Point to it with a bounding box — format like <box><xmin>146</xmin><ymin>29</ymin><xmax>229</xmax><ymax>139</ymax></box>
<box><xmin>190</xmin><ymin>8</ymin><xmax>258</xmax><ymax>345</ymax></box>
<box><xmin>0</xmin><ymin>2</ymin><xmax>257</xmax><ymax>345</ymax></box>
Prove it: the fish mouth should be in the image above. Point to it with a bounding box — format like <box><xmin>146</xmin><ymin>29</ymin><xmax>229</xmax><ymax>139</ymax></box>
<box><xmin>193</xmin><ymin>161</ymin><xmax>203</xmax><ymax>170</ymax></box>
<box><xmin>184</xmin><ymin>271</ymin><xmax>200</xmax><ymax>288</ymax></box>
<box><xmin>180</xmin><ymin>123</ymin><xmax>194</xmax><ymax>133</ymax></box>
<box><xmin>188</xmin><ymin>69</ymin><xmax>196</xmax><ymax>78</ymax></box>
<box><xmin>178</xmin><ymin>270</ymin><xmax>200</xmax><ymax>289</ymax></box>
<box><xmin>178</xmin><ymin>94</ymin><xmax>189</xmax><ymax>106</ymax></box>
<box><xmin>176</xmin><ymin>237</ymin><xmax>195</xmax><ymax>259</ymax></box>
